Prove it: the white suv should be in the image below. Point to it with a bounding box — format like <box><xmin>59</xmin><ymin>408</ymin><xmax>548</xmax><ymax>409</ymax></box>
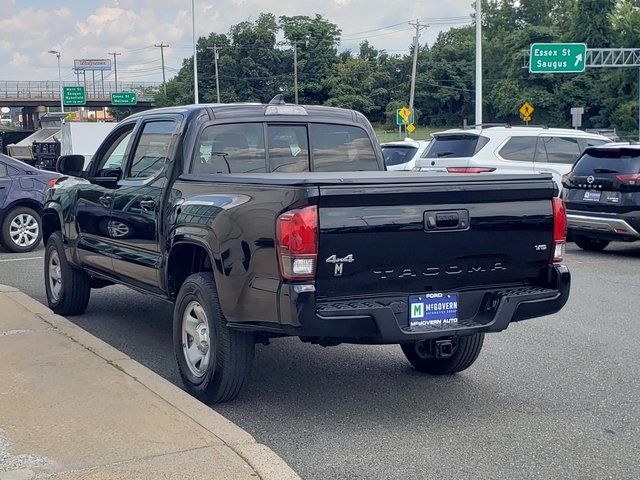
<box><xmin>381</xmin><ymin>138</ymin><xmax>430</xmax><ymax>171</ymax></box>
<box><xmin>413</xmin><ymin>126</ymin><xmax>611</xmax><ymax>188</ymax></box>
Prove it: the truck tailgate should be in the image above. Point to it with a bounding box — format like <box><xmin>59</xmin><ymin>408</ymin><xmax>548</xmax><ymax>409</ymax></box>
<box><xmin>315</xmin><ymin>176</ymin><xmax>555</xmax><ymax>299</ymax></box>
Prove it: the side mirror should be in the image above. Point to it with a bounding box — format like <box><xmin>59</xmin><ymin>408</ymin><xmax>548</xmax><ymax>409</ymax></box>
<box><xmin>56</xmin><ymin>154</ymin><xmax>85</xmax><ymax>177</ymax></box>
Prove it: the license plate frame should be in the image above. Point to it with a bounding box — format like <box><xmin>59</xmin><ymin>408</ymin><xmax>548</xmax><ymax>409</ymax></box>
<box><xmin>409</xmin><ymin>293</ymin><xmax>459</xmax><ymax>329</ymax></box>
<box><xmin>583</xmin><ymin>190</ymin><xmax>602</xmax><ymax>202</ymax></box>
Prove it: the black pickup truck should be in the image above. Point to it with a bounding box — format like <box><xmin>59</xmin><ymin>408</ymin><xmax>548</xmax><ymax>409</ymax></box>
<box><xmin>42</xmin><ymin>101</ymin><xmax>571</xmax><ymax>403</ymax></box>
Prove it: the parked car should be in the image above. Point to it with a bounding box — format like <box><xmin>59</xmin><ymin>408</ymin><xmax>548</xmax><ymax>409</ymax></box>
<box><xmin>381</xmin><ymin>138</ymin><xmax>430</xmax><ymax>170</ymax></box>
<box><xmin>0</xmin><ymin>153</ymin><xmax>60</xmax><ymax>252</ymax></box>
<box><xmin>564</xmin><ymin>143</ymin><xmax>640</xmax><ymax>251</ymax></box>
<box><xmin>43</xmin><ymin>101</ymin><xmax>570</xmax><ymax>403</ymax></box>
<box><xmin>413</xmin><ymin>125</ymin><xmax>611</xmax><ymax>189</ymax></box>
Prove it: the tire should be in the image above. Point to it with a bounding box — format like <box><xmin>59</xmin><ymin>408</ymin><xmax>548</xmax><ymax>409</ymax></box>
<box><xmin>44</xmin><ymin>232</ymin><xmax>91</xmax><ymax>315</ymax></box>
<box><xmin>173</xmin><ymin>272</ymin><xmax>255</xmax><ymax>404</ymax></box>
<box><xmin>573</xmin><ymin>235</ymin><xmax>610</xmax><ymax>252</ymax></box>
<box><xmin>401</xmin><ymin>333</ymin><xmax>485</xmax><ymax>375</ymax></box>
<box><xmin>1</xmin><ymin>206</ymin><xmax>42</xmax><ymax>253</ymax></box>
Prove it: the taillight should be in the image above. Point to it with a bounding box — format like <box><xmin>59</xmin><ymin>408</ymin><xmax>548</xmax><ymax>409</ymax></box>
<box><xmin>446</xmin><ymin>167</ymin><xmax>496</xmax><ymax>173</ymax></box>
<box><xmin>616</xmin><ymin>173</ymin><xmax>640</xmax><ymax>185</ymax></box>
<box><xmin>551</xmin><ymin>197</ymin><xmax>567</xmax><ymax>264</ymax></box>
<box><xmin>47</xmin><ymin>178</ymin><xmax>58</xmax><ymax>187</ymax></box>
<box><xmin>276</xmin><ymin>205</ymin><xmax>318</xmax><ymax>281</ymax></box>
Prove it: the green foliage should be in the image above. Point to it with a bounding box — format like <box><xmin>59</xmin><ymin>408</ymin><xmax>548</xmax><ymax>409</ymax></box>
<box><xmin>153</xmin><ymin>3</ymin><xmax>640</xmax><ymax>135</ymax></box>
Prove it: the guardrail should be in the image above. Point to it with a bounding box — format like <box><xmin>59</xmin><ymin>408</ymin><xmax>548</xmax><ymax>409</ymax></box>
<box><xmin>0</xmin><ymin>81</ymin><xmax>161</xmax><ymax>102</ymax></box>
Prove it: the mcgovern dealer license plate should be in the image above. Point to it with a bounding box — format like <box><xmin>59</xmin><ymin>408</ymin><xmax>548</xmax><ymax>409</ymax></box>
<box><xmin>409</xmin><ymin>293</ymin><xmax>459</xmax><ymax>328</ymax></box>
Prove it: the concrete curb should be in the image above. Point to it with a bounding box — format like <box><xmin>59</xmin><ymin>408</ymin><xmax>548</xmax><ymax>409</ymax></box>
<box><xmin>2</xmin><ymin>286</ymin><xmax>300</xmax><ymax>480</ymax></box>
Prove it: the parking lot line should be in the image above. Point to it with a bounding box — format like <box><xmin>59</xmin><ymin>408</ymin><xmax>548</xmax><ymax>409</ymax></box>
<box><xmin>0</xmin><ymin>256</ymin><xmax>44</xmax><ymax>263</ymax></box>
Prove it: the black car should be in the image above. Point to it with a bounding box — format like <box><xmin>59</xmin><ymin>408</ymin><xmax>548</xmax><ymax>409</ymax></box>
<box><xmin>43</xmin><ymin>101</ymin><xmax>570</xmax><ymax>403</ymax></box>
<box><xmin>564</xmin><ymin>144</ymin><xmax>640</xmax><ymax>251</ymax></box>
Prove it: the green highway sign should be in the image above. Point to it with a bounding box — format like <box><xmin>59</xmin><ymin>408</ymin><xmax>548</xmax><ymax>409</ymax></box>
<box><xmin>63</xmin><ymin>86</ymin><xmax>86</xmax><ymax>106</ymax></box>
<box><xmin>111</xmin><ymin>92</ymin><xmax>137</xmax><ymax>106</ymax></box>
<box><xmin>396</xmin><ymin>107</ymin><xmax>414</xmax><ymax>125</ymax></box>
<box><xmin>529</xmin><ymin>43</ymin><xmax>587</xmax><ymax>73</ymax></box>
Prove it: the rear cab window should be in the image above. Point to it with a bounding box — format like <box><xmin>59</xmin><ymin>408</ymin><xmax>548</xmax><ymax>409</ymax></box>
<box><xmin>192</xmin><ymin>122</ymin><xmax>379</xmax><ymax>174</ymax></box>
<box><xmin>422</xmin><ymin>134</ymin><xmax>489</xmax><ymax>158</ymax></box>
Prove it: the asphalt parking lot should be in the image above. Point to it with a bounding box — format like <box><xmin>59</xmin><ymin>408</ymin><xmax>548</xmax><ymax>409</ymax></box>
<box><xmin>1</xmin><ymin>242</ymin><xmax>638</xmax><ymax>479</ymax></box>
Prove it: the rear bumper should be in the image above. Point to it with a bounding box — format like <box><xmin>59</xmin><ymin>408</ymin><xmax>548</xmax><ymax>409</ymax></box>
<box><xmin>567</xmin><ymin>211</ymin><xmax>640</xmax><ymax>241</ymax></box>
<box><xmin>277</xmin><ymin>265</ymin><xmax>571</xmax><ymax>344</ymax></box>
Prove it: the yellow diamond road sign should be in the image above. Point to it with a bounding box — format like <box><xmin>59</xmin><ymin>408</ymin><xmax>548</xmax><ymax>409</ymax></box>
<box><xmin>519</xmin><ymin>101</ymin><xmax>534</xmax><ymax>118</ymax></box>
<box><xmin>407</xmin><ymin>123</ymin><xmax>416</xmax><ymax>134</ymax></box>
<box><xmin>399</xmin><ymin>107</ymin><xmax>412</xmax><ymax>124</ymax></box>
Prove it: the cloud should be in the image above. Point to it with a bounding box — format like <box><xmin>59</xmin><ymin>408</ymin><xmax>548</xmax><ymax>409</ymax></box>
<box><xmin>0</xmin><ymin>0</ymin><xmax>472</xmax><ymax>82</ymax></box>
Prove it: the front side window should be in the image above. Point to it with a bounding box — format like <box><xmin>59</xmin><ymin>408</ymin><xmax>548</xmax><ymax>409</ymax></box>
<box><xmin>0</xmin><ymin>162</ymin><xmax>7</xmax><ymax>178</ymax></box>
<box><xmin>268</xmin><ymin>125</ymin><xmax>309</xmax><ymax>172</ymax></box>
<box><xmin>541</xmin><ymin>137</ymin><xmax>581</xmax><ymax>164</ymax></box>
<box><xmin>499</xmin><ymin>136</ymin><xmax>539</xmax><ymax>162</ymax></box>
<box><xmin>128</xmin><ymin>121</ymin><xmax>176</xmax><ymax>179</ymax></box>
<box><xmin>193</xmin><ymin>123</ymin><xmax>266</xmax><ymax>174</ymax></box>
<box><xmin>310</xmin><ymin>124</ymin><xmax>378</xmax><ymax>172</ymax></box>
<box><xmin>95</xmin><ymin>128</ymin><xmax>134</xmax><ymax>177</ymax></box>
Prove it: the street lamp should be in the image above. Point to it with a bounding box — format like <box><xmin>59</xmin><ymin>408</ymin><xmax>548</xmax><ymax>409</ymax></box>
<box><xmin>48</xmin><ymin>50</ymin><xmax>64</xmax><ymax>113</ymax></box>
<box><xmin>191</xmin><ymin>0</ymin><xmax>199</xmax><ymax>104</ymax></box>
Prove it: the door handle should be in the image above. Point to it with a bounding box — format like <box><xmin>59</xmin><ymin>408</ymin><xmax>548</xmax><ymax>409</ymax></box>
<box><xmin>99</xmin><ymin>195</ymin><xmax>112</xmax><ymax>208</ymax></box>
<box><xmin>140</xmin><ymin>199</ymin><xmax>156</xmax><ymax>211</ymax></box>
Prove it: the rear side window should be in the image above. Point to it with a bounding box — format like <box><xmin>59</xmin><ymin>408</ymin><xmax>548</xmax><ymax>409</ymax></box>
<box><xmin>574</xmin><ymin>150</ymin><xmax>640</xmax><ymax>175</ymax></box>
<box><xmin>540</xmin><ymin>137</ymin><xmax>581</xmax><ymax>164</ymax></box>
<box><xmin>423</xmin><ymin>134</ymin><xmax>489</xmax><ymax>158</ymax></box>
<box><xmin>268</xmin><ymin>125</ymin><xmax>309</xmax><ymax>172</ymax></box>
<box><xmin>499</xmin><ymin>136</ymin><xmax>540</xmax><ymax>162</ymax></box>
<box><xmin>382</xmin><ymin>146</ymin><xmax>418</xmax><ymax>166</ymax></box>
<box><xmin>0</xmin><ymin>163</ymin><xmax>7</xmax><ymax>178</ymax></box>
<box><xmin>193</xmin><ymin>123</ymin><xmax>266</xmax><ymax>174</ymax></box>
<box><xmin>128</xmin><ymin>121</ymin><xmax>176</xmax><ymax>179</ymax></box>
<box><xmin>310</xmin><ymin>124</ymin><xmax>378</xmax><ymax>172</ymax></box>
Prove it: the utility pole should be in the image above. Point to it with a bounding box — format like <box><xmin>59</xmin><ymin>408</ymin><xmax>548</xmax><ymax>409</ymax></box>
<box><xmin>191</xmin><ymin>0</ymin><xmax>199</xmax><ymax>104</ymax></box>
<box><xmin>408</xmin><ymin>20</ymin><xmax>426</xmax><ymax>129</ymax></box>
<box><xmin>155</xmin><ymin>43</ymin><xmax>169</xmax><ymax>96</ymax></box>
<box><xmin>293</xmin><ymin>43</ymin><xmax>298</xmax><ymax>104</ymax></box>
<box><xmin>475</xmin><ymin>0</ymin><xmax>483</xmax><ymax>126</ymax></box>
<box><xmin>206</xmin><ymin>45</ymin><xmax>221</xmax><ymax>103</ymax></box>
<box><xmin>108</xmin><ymin>51</ymin><xmax>121</xmax><ymax>92</ymax></box>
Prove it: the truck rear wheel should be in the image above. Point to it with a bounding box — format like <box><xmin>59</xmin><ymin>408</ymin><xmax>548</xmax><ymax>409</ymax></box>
<box><xmin>573</xmin><ymin>235</ymin><xmax>610</xmax><ymax>252</ymax></box>
<box><xmin>401</xmin><ymin>333</ymin><xmax>484</xmax><ymax>375</ymax></box>
<box><xmin>44</xmin><ymin>232</ymin><xmax>91</xmax><ymax>315</ymax></box>
<box><xmin>173</xmin><ymin>272</ymin><xmax>255</xmax><ymax>404</ymax></box>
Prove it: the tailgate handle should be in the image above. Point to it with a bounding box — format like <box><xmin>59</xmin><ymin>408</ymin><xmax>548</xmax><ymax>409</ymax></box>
<box><xmin>425</xmin><ymin>210</ymin><xmax>469</xmax><ymax>231</ymax></box>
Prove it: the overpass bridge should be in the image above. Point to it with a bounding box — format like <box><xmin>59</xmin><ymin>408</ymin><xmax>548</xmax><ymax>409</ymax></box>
<box><xmin>0</xmin><ymin>81</ymin><xmax>161</xmax><ymax>128</ymax></box>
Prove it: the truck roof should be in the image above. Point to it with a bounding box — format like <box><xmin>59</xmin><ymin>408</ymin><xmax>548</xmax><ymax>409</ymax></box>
<box><xmin>128</xmin><ymin>103</ymin><xmax>365</xmax><ymax>124</ymax></box>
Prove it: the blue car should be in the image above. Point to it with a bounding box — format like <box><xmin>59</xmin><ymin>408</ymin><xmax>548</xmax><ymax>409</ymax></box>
<box><xmin>0</xmin><ymin>153</ymin><xmax>60</xmax><ymax>252</ymax></box>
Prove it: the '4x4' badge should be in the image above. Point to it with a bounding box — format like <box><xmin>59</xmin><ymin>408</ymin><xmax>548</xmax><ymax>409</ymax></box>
<box><xmin>326</xmin><ymin>254</ymin><xmax>355</xmax><ymax>277</ymax></box>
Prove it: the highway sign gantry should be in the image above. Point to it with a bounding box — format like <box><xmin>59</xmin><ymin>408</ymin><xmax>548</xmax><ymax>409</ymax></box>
<box><xmin>529</xmin><ymin>43</ymin><xmax>587</xmax><ymax>73</ymax></box>
<box><xmin>111</xmin><ymin>92</ymin><xmax>137</xmax><ymax>106</ymax></box>
<box><xmin>63</xmin><ymin>86</ymin><xmax>86</xmax><ymax>106</ymax></box>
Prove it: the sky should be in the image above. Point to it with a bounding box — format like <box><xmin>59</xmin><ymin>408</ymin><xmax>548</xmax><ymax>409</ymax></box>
<box><xmin>0</xmin><ymin>0</ymin><xmax>472</xmax><ymax>84</ymax></box>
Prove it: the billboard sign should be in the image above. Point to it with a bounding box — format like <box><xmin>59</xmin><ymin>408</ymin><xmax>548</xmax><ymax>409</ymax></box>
<box><xmin>74</xmin><ymin>59</ymin><xmax>112</xmax><ymax>71</ymax></box>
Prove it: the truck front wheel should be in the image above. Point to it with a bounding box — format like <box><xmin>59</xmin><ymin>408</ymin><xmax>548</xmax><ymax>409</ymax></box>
<box><xmin>173</xmin><ymin>272</ymin><xmax>255</xmax><ymax>404</ymax></box>
<box><xmin>401</xmin><ymin>333</ymin><xmax>484</xmax><ymax>375</ymax></box>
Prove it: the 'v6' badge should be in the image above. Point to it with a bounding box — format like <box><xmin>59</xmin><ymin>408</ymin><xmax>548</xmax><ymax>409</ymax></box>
<box><xmin>326</xmin><ymin>254</ymin><xmax>355</xmax><ymax>277</ymax></box>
